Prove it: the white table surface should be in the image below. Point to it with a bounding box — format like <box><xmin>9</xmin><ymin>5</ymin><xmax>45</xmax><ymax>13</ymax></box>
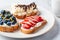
<box><xmin>0</xmin><ymin>0</ymin><xmax>60</xmax><ymax>40</ymax></box>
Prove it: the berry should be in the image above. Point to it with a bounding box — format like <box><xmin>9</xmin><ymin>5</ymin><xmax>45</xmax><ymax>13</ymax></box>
<box><xmin>7</xmin><ymin>22</ymin><xmax>11</xmax><ymax>26</ymax></box>
<box><xmin>11</xmin><ymin>16</ymin><xmax>16</xmax><ymax>20</ymax></box>
<box><xmin>0</xmin><ymin>21</ymin><xmax>3</xmax><ymax>25</ymax></box>
<box><xmin>37</xmin><ymin>17</ymin><xmax>43</xmax><ymax>22</ymax></box>
<box><xmin>5</xmin><ymin>14</ymin><xmax>11</xmax><ymax>19</ymax></box>
<box><xmin>11</xmin><ymin>21</ymin><xmax>16</xmax><ymax>25</ymax></box>
<box><xmin>33</xmin><ymin>16</ymin><xmax>43</xmax><ymax>22</ymax></box>
<box><xmin>6</xmin><ymin>16</ymin><xmax>10</xmax><ymax>19</ymax></box>
<box><xmin>4</xmin><ymin>20</ymin><xmax>7</xmax><ymax>23</ymax></box>
<box><xmin>6</xmin><ymin>11</ymin><xmax>10</xmax><ymax>14</ymax></box>
<box><xmin>0</xmin><ymin>19</ymin><xmax>2</xmax><ymax>22</ymax></box>
<box><xmin>32</xmin><ymin>19</ymin><xmax>38</xmax><ymax>23</ymax></box>
<box><xmin>0</xmin><ymin>17</ymin><xmax>2</xmax><ymax>21</ymax></box>
<box><xmin>1</xmin><ymin>10</ymin><xmax>6</xmax><ymax>15</ymax></box>
<box><xmin>4</xmin><ymin>20</ymin><xmax>11</xmax><ymax>24</ymax></box>
<box><xmin>23</xmin><ymin>24</ymin><xmax>31</xmax><ymax>29</ymax></box>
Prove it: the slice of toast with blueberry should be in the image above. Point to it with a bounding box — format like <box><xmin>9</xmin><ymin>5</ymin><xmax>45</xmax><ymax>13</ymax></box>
<box><xmin>0</xmin><ymin>10</ymin><xmax>19</xmax><ymax>32</ymax></box>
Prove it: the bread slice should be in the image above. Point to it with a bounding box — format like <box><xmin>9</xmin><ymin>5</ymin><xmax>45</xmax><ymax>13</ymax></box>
<box><xmin>19</xmin><ymin>16</ymin><xmax>47</xmax><ymax>34</ymax></box>
<box><xmin>21</xmin><ymin>20</ymin><xmax>47</xmax><ymax>34</ymax></box>
<box><xmin>11</xmin><ymin>2</ymin><xmax>38</xmax><ymax>19</ymax></box>
<box><xmin>0</xmin><ymin>24</ymin><xmax>19</xmax><ymax>32</ymax></box>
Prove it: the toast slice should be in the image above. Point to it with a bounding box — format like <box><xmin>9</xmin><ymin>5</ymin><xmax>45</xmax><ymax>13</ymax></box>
<box><xmin>20</xmin><ymin>16</ymin><xmax>47</xmax><ymax>34</ymax></box>
<box><xmin>0</xmin><ymin>24</ymin><xmax>19</xmax><ymax>32</ymax></box>
<box><xmin>11</xmin><ymin>2</ymin><xmax>38</xmax><ymax>19</ymax></box>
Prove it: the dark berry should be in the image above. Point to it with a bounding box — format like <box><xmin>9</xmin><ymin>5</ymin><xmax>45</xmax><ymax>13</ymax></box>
<box><xmin>4</xmin><ymin>20</ymin><xmax>11</xmax><ymax>24</ymax></box>
<box><xmin>0</xmin><ymin>17</ymin><xmax>2</xmax><ymax>21</ymax></box>
<box><xmin>7</xmin><ymin>20</ymin><xmax>11</xmax><ymax>22</ymax></box>
<box><xmin>4</xmin><ymin>20</ymin><xmax>7</xmax><ymax>23</ymax></box>
<box><xmin>7</xmin><ymin>22</ymin><xmax>11</xmax><ymax>26</ymax></box>
<box><xmin>0</xmin><ymin>19</ymin><xmax>2</xmax><ymax>21</ymax></box>
<box><xmin>12</xmin><ymin>16</ymin><xmax>16</xmax><ymax>20</ymax></box>
<box><xmin>11</xmin><ymin>21</ymin><xmax>16</xmax><ymax>25</ymax></box>
<box><xmin>0</xmin><ymin>21</ymin><xmax>3</xmax><ymax>25</ymax></box>
<box><xmin>1</xmin><ymin>10</ymin><xmax>6</xmax><ymax>15</ymax></box>
<box><xmin>6</xmin><ymin>11</ymin><xmax>10</xmax><ymax>14</ymax></box>
<box><xmin>6</xmin><ymin>16</ymin><xmax>10</xmax><ymax>19</ymax></box>
<box><xmin>4</xmin><ymin>15</ymin><xmax>10</xmax><ymax>19</ymax></box>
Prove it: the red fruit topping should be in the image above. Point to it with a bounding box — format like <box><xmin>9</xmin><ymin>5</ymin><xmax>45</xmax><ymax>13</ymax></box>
<box><xmin>34</xmin><ymin>16</ymin><xmax>43</xmax><ymax>22</ymax></box>
<box><xmin>29</xmin><ymin>20</ymin><xmax>36</xmax><ymax>25</ymax></box>
<box><xmin>21</xmin><ymin>16</ymin><xmax>43</xmax><ymax>29</ymax></box>
<box><xmin>29</xmin><ymin>22</ymin><xmax>36</xmax><ymax>27</ymax></box>
<box><xmin>37</xmin><ymin>18</ymin><xmax>43</xmax><ymax>22</ymax></box>
<box><xmin>22</xmin><ymin>24</ymin><xmax>31</xmax><ymax>29</ymax></box>
<box><xmin>32</xmin><ymin>19</ymin><xmax>38</xmax><ymax>23</ymax></box>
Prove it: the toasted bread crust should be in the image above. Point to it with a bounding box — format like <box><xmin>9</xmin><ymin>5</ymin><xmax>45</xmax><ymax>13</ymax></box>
<box><xmin>0</xmin><ymin>24</ymin><xmax>19</xmax><ymax>32</ymax></box>
<box><xmin>21</xmin><ymin>20</ymin><xmax>47</xmax><ymax>34</ymax></box>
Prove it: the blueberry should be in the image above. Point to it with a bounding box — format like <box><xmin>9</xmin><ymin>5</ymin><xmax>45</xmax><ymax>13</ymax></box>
<box><xmin>11</xmin><ymin>21</ymin><xmax>16</xmax><ymax>25</ymax></box>
<box><xmin>0</xmin><ymin>17</ymin><xmax>2</xmax><ymax>21</ymax></box>
<box><xmin>4</xmin><ymin>15</ymin><xmax>10</xmax><ymax>19</ymax></box>
<box><xmin>4</xmin><ymin>20</ymin><xmax>7</xmax><ymax>23</ymax></box>
<box><xmin>6</xmin><ymin>16</ymin><xmax>10</xmax><ymax>19</ymax></box>
<box><xmin>5</xmin><ymin>11</ymin><xmax>12</xmax><ymax>16</ymax></box>
<box><xmin>4</xmin><ymin>20</ymin><xmax>11</xmax><ymax>24</ymax></box>
<box><xmin>1</xmin><ymin>10</ymin><xmax>6</xmax><ymax>15</ymax></box>
<box><xmin>0</xmin><ymin>21</ymin><xmax>3</xmax><ymax>25</ymax></box>
<box><xmin>0</xmin><ymin>19</ymin><xmax>2</xmax><ymax>21</ymax></box>
<box><xmin>6</xmin><ymin>11</ymin><xmax>10</xmax><ymax>14</ymax></box>
<box><xmin>12</xmin><ymin>16</ymin><xmax>16</xmax><ymax>20</ymax></box>
<box><xmin>7</xmin><ymin>22</ymin><xmax>11</xmax><ymax>26</ymax></box>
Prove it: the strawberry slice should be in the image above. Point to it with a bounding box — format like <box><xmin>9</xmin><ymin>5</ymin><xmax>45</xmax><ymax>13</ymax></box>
<box><xmin>29</xmin><ymin>22</ymin><xmax>36</xmax><ymax>27</ymax></box>
<box><xmin>33</xmin><ymin>16</ymin><xmax>43</xmax><ymax>22</ymax></box>
<box><xmin>22</xmin><ymin>24</ymin><xmax>31</xmax><ymax>29</ymax></box>
<box><xmin>36</xmin><ymin>17</ymin><xmax>43</xmax><ymax>22</ymax></box>
<box><xmin>21</xmin><ymin>16</ymin><xmax>44</xmax><ymax>29</ymax></box>
<box><xmin>29</xmin><ymin>20</ymin><xmax>36</xmax><ymax>26</ymax></box>
<box><xmin>32</xmin><ymin>19</ymin><xmax>38</xmax><ymax>23</ymax></box>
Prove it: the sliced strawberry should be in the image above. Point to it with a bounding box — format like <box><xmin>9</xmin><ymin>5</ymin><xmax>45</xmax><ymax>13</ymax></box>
<box><xmin>29</xmin><ymin>22</ymin><xmax>36</xmax><ymax>27</ymax></box>
<box><xmin>34</xmin><ymin>16</ymin><xmax>41</xmax><ymax>19</ymax></box>
<box><xmin>29</xmin><ymin>20</ymin><xmax>36</xmax><ymax>26</ymax></box>
<box><xmin>36</xmin><ymin>17</ymin><xmax>43</xmax><ymax>22</ymax></box>
<box><xmin>33</xmin><ymin>16</ymin><xmax>43</xmax><ymax>22</ymax></box>
<box><xmin>32</xmin><ymin>19</ymin><xmax>38</xmax><ymax>23</ymax></box>
<box><xmin>23</xmin><ymin>24</ymin><xmax>31</xmax><ymax>29</ymax></box>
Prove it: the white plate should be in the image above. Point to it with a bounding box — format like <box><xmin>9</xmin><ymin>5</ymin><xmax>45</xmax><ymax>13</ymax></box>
<box><xmin>0</xmin><ymin>0</ymin><xmax>55</xmax><ymax>38</ymax></box>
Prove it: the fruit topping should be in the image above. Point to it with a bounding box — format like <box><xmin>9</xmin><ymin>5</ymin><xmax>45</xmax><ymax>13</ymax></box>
<box><xmin>21</xmin><ymin>16</ymin><xmax>43</xmax><ymax>29</ymax></box>
<box><xmin>4</xmin><ymin>20</ymin><xmax>7</xmax><ymax>23</ymax></box>
<box><xmin>22</xmin><ymin>24</ymin><xmax>31</xmax><ymax>29</ymax></box>
<box><xmin>0</xmin><ymin>10</ymin><xmax>17</xmax><ymax>26</ymax></box>
<box><xmin>7</xmin><ymin>22</ymin><xmax>11</xmax><ymax>26</ymax></box>
<box><xmin>0</xmin><ymin>21</ymin><xmax>3</xmax><ymax>25</ymax></box>
<box><xmin>0</xmin><ymin>10</ymin><xmax>6</xmax><ymax>15</ymax></box>
<box><xmin>11</xmin><ymin>21</ymin><xmax>16</xmax><ymax>25</ymax></box>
